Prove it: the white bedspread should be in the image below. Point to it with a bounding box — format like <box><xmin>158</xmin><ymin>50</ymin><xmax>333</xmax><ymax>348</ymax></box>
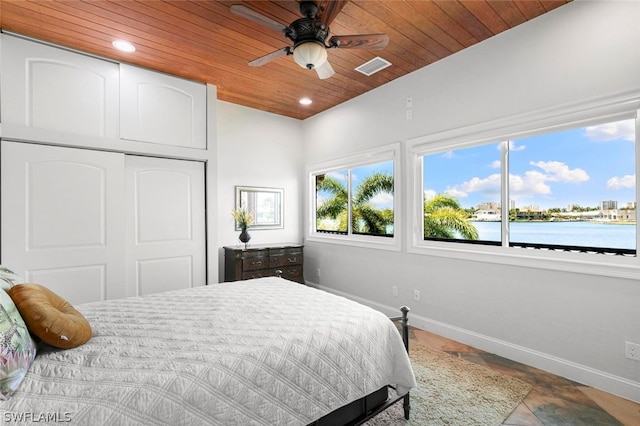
<box><xmin>0</xmin><ymin>277</ymin><xmax>416</xmax><ymax>425</ymax></box>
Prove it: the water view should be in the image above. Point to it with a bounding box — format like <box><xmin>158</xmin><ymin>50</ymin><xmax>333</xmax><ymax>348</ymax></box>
<box><xmin>472</xmin><ymin>221</ymin><xmax>636</xmax><ymax>250</ymax></box>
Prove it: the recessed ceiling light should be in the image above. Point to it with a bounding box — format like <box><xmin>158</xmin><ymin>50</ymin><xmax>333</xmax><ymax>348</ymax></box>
<box><xmin>299</xmin><ymin>97</ymin><xmax>312</xmax><ymax>105</ymax></box>
<box><xmin>112</xmin><ymin>39</ymin><xmax>135</xmax><ymax>53</ymax></box>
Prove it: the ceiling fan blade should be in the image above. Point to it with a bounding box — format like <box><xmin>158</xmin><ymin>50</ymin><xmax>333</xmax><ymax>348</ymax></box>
<box><xmin>330</xmin><ymin>34</ymin><xmax>389</xmax><ymax>50</ymax></box>
<box><xmin>315</xmin><ymin>60</ymin><xmax>335</xmax><ymax>79</ymax></box>
<box><xmin>317</xmin><ymin>0</ymin><xmax>349</xmax><ymax>26</ymax></box>
<box><xmin>230</xmin><ymin>4</ymin><xmax>287</xmax><ymax>33</ymax></box>
<box><xmin>249</xmin><ymin>47</ymin><xmax>291</xmax><ymax>67</ymax></box>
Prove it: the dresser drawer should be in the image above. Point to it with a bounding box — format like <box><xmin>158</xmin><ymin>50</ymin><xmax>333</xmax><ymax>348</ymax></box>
<box><xmin>242</xmin><ymin>256</ymin><xmax>269</xmax><ymax>271</ymax></box>
<box><xmin>270</xmin><ymin>252</ymin><xmax>302</xmax><ymax>268</ymax></box>
<box><xmin>278</xmin><ymin>266</ymin><xmax>303</xmax><ymax>282</ymax></box>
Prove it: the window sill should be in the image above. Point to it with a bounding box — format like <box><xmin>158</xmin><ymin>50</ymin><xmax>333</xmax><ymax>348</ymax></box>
<box><xmin>306</xmin><ymin>233</ymin><xmax>402</xmax><ymax>252</ymax></box>
<box><xmin>409</xmin><ymin>240</ymin><xmax>640</xmax><ymax>280</ymax></box>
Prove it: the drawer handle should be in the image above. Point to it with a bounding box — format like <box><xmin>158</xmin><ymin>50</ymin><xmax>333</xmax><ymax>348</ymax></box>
<box><xmin>252</xmin><ymin>260</ymin><xmax>263</xmax><ymax>266</ymax></box>
<box><xmin>287</xmin><ymin>257</ymin><xmax>297</xmax><ymax>263</ymax></box>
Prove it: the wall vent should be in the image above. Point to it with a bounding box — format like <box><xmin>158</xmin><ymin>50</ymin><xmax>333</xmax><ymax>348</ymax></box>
<box><xmin>355</xmin><ymin>57</ymin><xmax>392</xmax><ymax>76</ymax></box>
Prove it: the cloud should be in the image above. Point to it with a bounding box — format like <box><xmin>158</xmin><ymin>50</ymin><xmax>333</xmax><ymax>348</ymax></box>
<box><xmin>442</xmin><ymin>151</ymin><xmax>455</xmax><ymax>159</ymax></box>
<box><xmin>445</xmin><ymin>174</ymin><xmax>501</xmax><ymax>198</ymax></box>
<box><xmin>507</xmin><ymin>140</ymin><xmax>526</xmax><ymax>151</ymax></box>
<box><xmin>529</xmin><ymin>161</ymin><xmax>589</xmax><ymax>182</ymax></box>
<box><xmin>509</xmin><ymin>171</ymin><xmax>551</xmax><ymax>197</ymax></box>
<box><xmin>607</xmin><ymin>174</ymin><xmax>636</xmax><ymax>190</ymax></box>
<box><xmin>585</xmin><ymin>120</ymin><xmax>635</xmax><ymax>142</ymax></box>
<box><xmin>423</xmin><ymin>189</ymin><xmax>437</xmax><ymax>200</ymax></box>
<box><xmin>369</xmin><ymin>192</ymin><xmax>394</xmax><ymax>209</ymax></box>
<box><xmin>316</xmin><ymin>194</ymin><xmax>330</xmax><ymax>204</ymax></box>
<box><xmin>326</xmin><ymin>170</ymin><xmax>347</xmax><ymax>182</ymax></box>
<box><xmin>447</xmin><ymin>161</ymin><xmax>588</xmax><ymax>202</ymax></box>
<box><xmin>490</xmin><ymin>160</ymin><xmax>500</xmax><ymax>169</ymax></box>
<box><xmin>445</xmin><ymin>188</ymin><xmax>469</xmax><ymax>198</ymax></box>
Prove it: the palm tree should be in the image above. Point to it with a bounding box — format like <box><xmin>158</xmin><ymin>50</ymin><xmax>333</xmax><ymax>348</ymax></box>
<box><xmin>316</xmin><ymin>172</ymin><xmax>394</xmax><ymax>235</ymax></box>
<box><xmin>316</xmin><ymin>175</ymin><xmax>349</xmax><ymax>232</ymax></box>
<box><xmin>424</xmin><ymin>194</ymin><xmax>479</xmax><ymax>240</ymax></box>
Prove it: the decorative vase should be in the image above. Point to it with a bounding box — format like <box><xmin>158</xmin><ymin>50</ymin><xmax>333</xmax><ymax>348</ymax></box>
<box><xmin>239</xmin><ymin>226</ymin><xmax>251</xmax><ymax>248</ymax></box>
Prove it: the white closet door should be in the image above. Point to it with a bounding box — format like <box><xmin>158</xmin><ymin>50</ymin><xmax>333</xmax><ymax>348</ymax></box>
<box><xmin>1</xmin><ymin>142</ymin><xmax>126</xmax><ymax>304</ymax></box>
<box><xmin>125</xmin><ymin>156</ymin><xmax>206</xmax><ymax>296</ymax></box>
<box><xmin>119</xmin><ymin>64</ymin><xmax>206</xmax><ymax>149</ymax></box>
<box><xmin>1</xmin><ymin>34</ymin><xmax>119</xmax><ymax>138</ymax></box>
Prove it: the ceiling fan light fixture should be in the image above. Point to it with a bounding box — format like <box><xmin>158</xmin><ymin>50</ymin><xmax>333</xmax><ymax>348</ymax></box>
<box><xmin>293</xmin><ymin>41</ymin><xmax>327</xmax><ymax>70</ymax></box>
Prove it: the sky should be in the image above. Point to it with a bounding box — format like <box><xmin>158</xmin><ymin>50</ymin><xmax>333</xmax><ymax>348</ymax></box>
<box><xmin>317</xmin><ymin>119</ymin><xmax>636</xmax><ymax>213</ymax></box>
<box><xmin>423</xmin><ymin>119</ymin><xmax>636</xmax><ymax>211</ymax></box>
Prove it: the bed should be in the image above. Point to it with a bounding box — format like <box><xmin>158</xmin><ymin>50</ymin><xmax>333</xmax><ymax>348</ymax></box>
<box><xmin>0</xmin><ymin>276</ymin><xmax>416</xmax><ymax>425</ymax></box>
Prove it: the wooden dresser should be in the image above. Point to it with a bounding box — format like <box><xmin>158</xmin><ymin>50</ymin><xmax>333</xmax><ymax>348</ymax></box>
<box><xmin>223</xmin><ymin>243</ymin><xmax>304</xmax><ymax>283</ymax></box>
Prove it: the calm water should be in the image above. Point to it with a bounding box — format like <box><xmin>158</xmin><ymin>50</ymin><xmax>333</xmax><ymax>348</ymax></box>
<box><xmin>472</xmin><ymin>221</ymin><xmax>636</xmax><ymax>250</ymax></box>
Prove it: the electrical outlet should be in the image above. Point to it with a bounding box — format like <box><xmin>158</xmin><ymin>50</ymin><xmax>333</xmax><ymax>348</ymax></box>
<box><xmin>625</xmin><ymin>341</ymin><xmax>640</xmax><ymax>361</ymax></box>
<box><xmin>413</xmin><ymin>289</ymin><xmax>420</xmax><ymax>302</ymax></box>
<box><xmin>406</xmin><ymin>109</ymin><xmax>413</xmax><ymax>120</ymax></box>
<box><xmin>316</xmin><ymin>268</ymin><xmax>321</xmax><ymax>278</ymax></box>
<box><xmin>392</xmin><ymin>286</ymin><xmax>398</xmax><ymax>297</ymax></box>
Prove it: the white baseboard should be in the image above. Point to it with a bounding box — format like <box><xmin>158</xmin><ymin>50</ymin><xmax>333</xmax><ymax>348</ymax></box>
<box><xmin>310</xmin><ymin>281</ymin><xmax>640</xmax><ymax>404</ymax></box>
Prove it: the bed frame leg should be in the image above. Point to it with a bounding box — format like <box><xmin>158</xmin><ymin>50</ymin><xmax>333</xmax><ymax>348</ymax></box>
<box><xmin>400</xmin><ymin>306</ymin><xmax>410</xmax><ymax>420</ymax></box>
<box><xmin>400</xmin><ymin>306</ymin><xmax>410</xmax><ymax>352</ymax></box>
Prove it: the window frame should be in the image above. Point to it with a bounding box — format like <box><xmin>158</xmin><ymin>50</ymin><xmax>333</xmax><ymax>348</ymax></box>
<box><xmin>306</xmin><ymin>143</ymin><xmax>402</xmax><ymax>251</ymax></box>
<box><xmin>406</xmin><ymin>93</ymin><xmax>640</xmax><ymax>279</ymax></box>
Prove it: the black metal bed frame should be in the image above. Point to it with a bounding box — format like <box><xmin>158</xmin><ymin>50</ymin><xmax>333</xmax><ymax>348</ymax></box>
<box><xmin>308</xmin><ymin>306</ymin><xmax>411</xmax><ymax>426</ymax></box>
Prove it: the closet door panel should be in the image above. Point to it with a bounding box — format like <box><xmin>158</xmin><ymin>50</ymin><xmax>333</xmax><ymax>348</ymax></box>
<box><xmin>137</xmin><ymin>257</ymin><xmax>193</xmax><ymax>296</ymax></box>
<box><xmin>1</xmin><ymin>35</ymin><xmax>119</xmax><ymax>138</ymax></box>
<box><xmin>28</xmin><ymin>266</ymin><xmax>106</xmax><ymax>306</ymax></box>
<box><xmin>125</xmin><ymin>156</ymin><xmax>206</xmax><ymax>296</ymax></box>
<box><xmin>120</xmin><ymin>64</ymin><xmax>206</xmax><ymax>149</ymax></box>
<box><xmin>1</xmin><ymin>142</ymin><xmax>126</xmax><ymax>304</ymax></box>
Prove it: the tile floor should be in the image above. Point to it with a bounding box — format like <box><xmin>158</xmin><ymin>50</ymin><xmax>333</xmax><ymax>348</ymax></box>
<box><xmin>410</xmin><ymin>327</ymin><xmax>640</xmax><ymax>426</ymax></box>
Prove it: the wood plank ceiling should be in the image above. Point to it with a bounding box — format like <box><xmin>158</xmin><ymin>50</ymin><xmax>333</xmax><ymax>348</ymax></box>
<box><xmin>0</xmin><ymin>0</ymin><xmax>572</xmax><ymax>120</ymax></box>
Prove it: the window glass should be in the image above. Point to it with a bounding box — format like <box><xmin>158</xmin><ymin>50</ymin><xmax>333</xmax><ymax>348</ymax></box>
<box><xmin>421</xmin><ymin>118</ymin><xmax>636</xmax><ymax>254</ymax></box>
<box><xmin>508</xmin><ymin>119</ymin><xmax>636</xmax><ymax>252</ymax></box>
<box><xmin>351</xmin><ymin>161</ymin><xmax>394</xmax><ymax>237</ymax></box>
<box><xmin>315</xmin><ymin>170</ymin><xmax>348</xmax><ymax>234</ymax></box>
<box><xmin>314</xmin><ymin>160</ymin><xmax>394</xmax><ymax>238</ymax></box>
<box><xmin>422</xmin><ymin>143</ymin><xmax>501</xmax><ymax>243</ymax></box>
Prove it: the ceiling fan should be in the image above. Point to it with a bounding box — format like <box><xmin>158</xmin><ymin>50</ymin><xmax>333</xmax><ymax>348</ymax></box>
<box><xmin>230</xmin><ymin>1</ymin><xmax>389</xmax><ymax>79</ymax></box>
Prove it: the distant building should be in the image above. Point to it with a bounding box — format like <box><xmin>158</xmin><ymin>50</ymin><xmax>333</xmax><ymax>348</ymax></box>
<box><xmin>520</xmin><ymin>204</ymin><xmax>541</xmax><ymax>212</ymax></box>
<box><xmin>601</xmin><ymin>200</ymin><xmax>618</xmax><ymax>210</ymax></box>
<box><xmin>471</xmin><ymin>210</ymin><xmax>501</xmax><ymax>221</ymax></box>
<box><xmin>567</xmin><ymin>204</ymin><xmax>580</xmax><ymax>211</ymax></box>
<box><xmin>477</xmin><ymin>201</ymin><xmax>500</xmax><ymax>210</ymax></box>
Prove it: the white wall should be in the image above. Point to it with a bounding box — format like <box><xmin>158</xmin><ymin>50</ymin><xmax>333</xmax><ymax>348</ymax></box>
<box><xmin>301</xmin><ymin>0</ymin><xmax>640</xmax><ymax>402</ymax></box>
<box><xmin>216</xmin><ymin>101</ymin><xmax>304</xmax><ymax>282</ymax></box>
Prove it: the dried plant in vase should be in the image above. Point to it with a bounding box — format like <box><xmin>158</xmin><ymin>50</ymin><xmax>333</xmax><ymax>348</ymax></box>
<box><xmin>231</xmin><ymin>207</ymin><xmax>255</xmax><ymax>248</ymax></box>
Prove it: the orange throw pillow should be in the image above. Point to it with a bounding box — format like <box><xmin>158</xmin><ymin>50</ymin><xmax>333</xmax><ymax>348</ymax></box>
<box><xmin>8</xmin><ymin>284</ymin><xmax>92</xmax><ymax>349</ymax></box>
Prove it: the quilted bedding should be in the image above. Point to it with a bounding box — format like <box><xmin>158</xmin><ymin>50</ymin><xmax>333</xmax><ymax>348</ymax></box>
<box><xmin>0</xmin><ymin>277</ymin><xmax>416</xmax><ymax>425</ymax></box>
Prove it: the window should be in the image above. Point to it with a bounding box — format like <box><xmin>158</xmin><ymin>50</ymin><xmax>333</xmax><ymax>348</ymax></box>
<box><xmin>315</xmin><ymin>169</ymin><xmax>348</xmax><ymax>234</ymax></box>
<box><xmin>420</xmin><ymin>117</ymin><xmax>636</xmax><ymax>255</ymax></box>
<box><xmin>308</xmin><ymin>144</ymin><xmax>400</xmax><ymax>249</ymax></box>
<box><xmin>421</xmin><ymin>117</ymin><xmax>638</xmax><ymax>255</ymax></box>
<box><xmin>315</xmin><ymin>160</ymin><xmax>394</xmax><ymax>237</ymax></box>
<box><xmin>423</xmin><ymin>143</ymin><xmax>502</xmax><ymax>245</ymax></box>
<box><xmin>508</xmin><ymin>121</ymin><xmax>635</xmax><ymax>254</ymax></box>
